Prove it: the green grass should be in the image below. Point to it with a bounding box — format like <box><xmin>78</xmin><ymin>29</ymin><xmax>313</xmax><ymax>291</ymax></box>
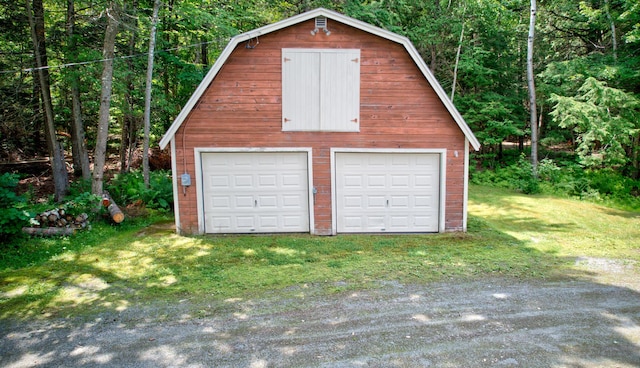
<box><xmin>1</xmin><ymin>186</ymin><xmax>638</xmax><ymax>320</ymax></box>
<box><xmin>469</xmin><ymin>185</ymin><xmax>640</xmax><ymax>260</ymax></box>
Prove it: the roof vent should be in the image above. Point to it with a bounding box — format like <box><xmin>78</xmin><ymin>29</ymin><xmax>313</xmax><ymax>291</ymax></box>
<box><xmin>311</xmin><ymin>17</ymin><xmax>330</xmax><ymax>36</ymax></box>
<box><xmin>315</xmin><ymin>17</ymin><xmax>327</xmax><ymax>29</ymax></box>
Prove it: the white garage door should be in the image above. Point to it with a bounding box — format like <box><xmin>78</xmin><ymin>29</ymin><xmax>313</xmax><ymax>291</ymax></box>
<box><xmin>336</xmin><ymin>152</ymin><xmax>440</xmax><ymax>233</ymax></box>
<box><xmin>201</xmin><ymin>152</ymin><xmax>309</xmax><ymax>233</ymax></box>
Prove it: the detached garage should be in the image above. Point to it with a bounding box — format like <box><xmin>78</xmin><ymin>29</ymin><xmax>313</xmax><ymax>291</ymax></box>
<box><xmin>159</xmin><ymin>8</ymin><xmax>480</xmax><ymax>235</ymax></box>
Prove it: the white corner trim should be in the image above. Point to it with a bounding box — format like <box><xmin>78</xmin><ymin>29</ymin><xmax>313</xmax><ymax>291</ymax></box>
<box><xmin>193</xmin><ymin>147</ymin><xmax>314</xmax><ymax>235</ymax></box>
<box><xmin>170</xmin><ymin>137</ymin><xmax>181</xmax><ymax>234</ymax></box>
<box><xmin>463</xmin><ymin>138</ymin><xmax>470</xmax><ymax>232</ymax></box>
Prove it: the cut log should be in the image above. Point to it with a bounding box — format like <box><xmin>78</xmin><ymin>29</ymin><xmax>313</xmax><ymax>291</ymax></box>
<box><xmin>103</xmin><ymin>191</ymin><xmax>124</xmax><ymax>224</ymax></box>
<box><xmin>102</xmin><ymin>193</ymin><xmax>111</xmax><ymax>207</ymax></box>
<box><xmin>23</xmin><ymin>227</ymin><xmax>75</xmax><ymax>236</ymax></box>
<box><xmin>75</xmin><ymin>213</ymin><xmax>88</xmax><ymax>223</ymax></box>
<box><xmin>108</xmin><ymin>203</ymin><xmax>125</xmax><ymax>224</ymax></box>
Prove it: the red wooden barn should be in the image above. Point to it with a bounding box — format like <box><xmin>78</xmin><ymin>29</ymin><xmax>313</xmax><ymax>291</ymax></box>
<box><xmin>159</xmin><ymin>8</ymin><xmax>481</xmax><ymax>235</ymax></box>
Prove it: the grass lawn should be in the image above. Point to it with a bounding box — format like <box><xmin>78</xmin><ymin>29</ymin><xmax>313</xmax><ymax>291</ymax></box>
<box><xmin>1</xmin><ymin>185</ymin><xmax>638</xmax><ymax>320</ymax></box>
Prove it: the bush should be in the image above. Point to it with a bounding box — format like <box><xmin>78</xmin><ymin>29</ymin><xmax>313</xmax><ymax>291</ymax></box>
<box><xmin>0</xmin><ymin>173</ymin><xmax>30</xmax><ymax>241</ymax></box>
<box><xmin>471</xmin><ymin>154</ymin><xmax>540</xmax><ymax>194</ymax></box>
<box><xmin>473</xmin><ymin>152</ymin><xmax>640</xmax><ymax>210</ymax></box>
<box><xmin>106</xmin><ymin>170</ymin><xmax>173</xmax><ymax>211</ymax></box>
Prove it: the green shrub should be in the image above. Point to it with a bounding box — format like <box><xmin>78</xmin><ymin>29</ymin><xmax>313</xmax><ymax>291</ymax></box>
<box><xmin>473</xmin><ymin>152</ymin><xmax>640</xmax><ymax>210</ymax></box>
<box><xmin>471</xmin><ymin>154</ymin><xmax>540</xmax><ymax>194</ymax></box>
<box><xmin>0</xmin><ymin>173</ymin><xmax>30</xmax><ymax>242</ymax></box>
<box><xmin>537</xmin><ymin>158</ymin><xmax>562</xmax><ymax>184</ymax></box>
<box><xmin>64</xmin><ymin>191</ymin><xmax>102</xmax><ymax>220</ymax></box>
<box><xmin>106</xmin><ymin>170</ymin><xmax>173</xmax><ymax>211</ymax></box>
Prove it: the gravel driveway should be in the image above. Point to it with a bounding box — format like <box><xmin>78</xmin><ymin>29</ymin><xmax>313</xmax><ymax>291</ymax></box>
<box><xmin>2</xmin><ymin>259</ymin><xmax>639</xmax><ymax>368</ymax></box>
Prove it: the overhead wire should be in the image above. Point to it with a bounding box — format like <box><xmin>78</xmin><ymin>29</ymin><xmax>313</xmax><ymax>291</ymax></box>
<box><xmin>0</xmin><ymin>39</ymin><xmax>226</xmax><ymax>75</ymax></box>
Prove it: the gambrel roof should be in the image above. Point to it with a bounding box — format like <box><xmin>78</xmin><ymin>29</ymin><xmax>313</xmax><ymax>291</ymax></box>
<box><xmin>159</xmin><ymin>8</ymin><xmax>480</xmax><ymax>151</ymax></box>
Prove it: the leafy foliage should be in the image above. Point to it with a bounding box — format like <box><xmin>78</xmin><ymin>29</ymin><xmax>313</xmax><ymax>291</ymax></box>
<box><xmin>471</xmin><ymin>154</ymin><xmax>540</xmax><ymax>194</ymax></box>
<box><xmin>471</xmin><ymin>152</ymin><xmax>640</xmax><ymax>210</ymax></box>
<box><xmin>106</xmin><ymin>170</ymin><xmax>173</xmax><ymax>210</ymax></box>
<box><xmin>550</xmin><ymin>77</ymin><xmax>640</xmax><ymax>170</ymax></box>
<box><xmin>0</xmin><ymin>173</ymin><xmax>29</xmax><ymax>242</ymax></box>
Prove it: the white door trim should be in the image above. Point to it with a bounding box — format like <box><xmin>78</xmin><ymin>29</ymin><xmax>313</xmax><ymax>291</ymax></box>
<box><xmin>330</xmin><ymin>148</ymin><xmax>446</xmax><ymax>235</ymax></box>
<box><xmin>194</xmin><ymin>147</ymin><xmax>314</xmax><ymax>235</ymax></box>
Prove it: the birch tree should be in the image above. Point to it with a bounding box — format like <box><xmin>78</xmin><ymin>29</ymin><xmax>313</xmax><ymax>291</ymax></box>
<box><xmin>143</xmin><ymin>0</ymin><xmax>161</xmax><ymax>189</ymax></box>
<box><xmin>527</xmin><ymin>0</ymin><xmax>538</xmax><ymax>175</ymax></box>
<box><xmin>91</xmin><ymin>3</ymin><xmax>119</xmax><ymax>196</ymax></box>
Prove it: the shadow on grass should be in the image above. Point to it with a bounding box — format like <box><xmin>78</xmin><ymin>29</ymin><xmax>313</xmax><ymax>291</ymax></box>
<box><xmin>1</xmin><ymin>214</ymin><xmax>639</xmax><ymax>366</ymax></box>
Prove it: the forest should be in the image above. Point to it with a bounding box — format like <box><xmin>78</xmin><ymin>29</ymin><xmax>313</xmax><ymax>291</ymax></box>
<box><xmin>1</xmin><ymin>0</ymin><xmax>639</xmax><ymax>221</ymax></box>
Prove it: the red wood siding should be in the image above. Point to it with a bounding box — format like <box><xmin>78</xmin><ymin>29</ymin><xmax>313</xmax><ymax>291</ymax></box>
<box><xmin>173</xmin><ymin>19</ymin><xmax>468</xmax><ymax>234</ymax></box>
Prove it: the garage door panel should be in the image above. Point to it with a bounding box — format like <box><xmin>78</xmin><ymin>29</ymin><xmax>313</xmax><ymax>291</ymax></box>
<box><xmin>210</xmin><ymin>217</ymin><xmax>232</xmax><ymax>231</ymax></box>
<box><xmin>415</xmin><ymin>175</ymin><xmax>433</xmax><ymax>187</ymax></box>
<box><xmin>336</xmin><ymin>152</ymin><xmax>440</xmax><ymax>233</ymax></box>
<box><xmin>414</xmin><ymin>215</ymin><xmax>434</xmax><ymax>227</ymax></box>
<box><xmin>368</xmin><ymin>216</ymin><xmax>385</xmax><ymax>229</ymax></box>
<box><xmin>367</xmin><ymin>175</ymin><xmax>386</xmax><ymax>187</ymax></box>
<box><xmin>282</xmin><ymin>173</ymin><xmax>304</xmax><ymax>187</ymax></box>
<box><xmin>258</xmin><ymin>195</ymin><xmax>278</xmax><ymax>208</ymax></box>
<box><xmin>258</xmin><ymin>175</ymin><xmax>277</xmax><ymax>187</ymax></box>
<box><xmin>283</xmin><ymin>216</ymin><xmax>304</xmax><ymax>228</ymax></box>
<box><xmin>234</xmin><ymin>175</ymin><xmax>253</xmax><ymax>188</ymax></box>
<box><xmin>344</xmin><ymin>175</ymin><xmax>362</xmax><ymax>188</ymax></box>
<box><xmin>391</xmin><ymin>175</ymin><xmax>410</xmax><ymax>187</ymax></box>
<box><xmin>343</xmin><ymin>195</ymin><xmax>362</xmax><ymax>208</ymax></box>
<box><xmin>202</xmin><ymin>152</ymin><xmax>309</xmax><ymax>233</ymax></box>
<box><xmin>367</xmin><ymin>196</ymin><xmax>386</xmax><ymax>208</ymax></box>
<box><xmin>210</xmin><ymin>175</ymin><xmax>229</xmax><ymax>187</ymax></box>
<box><xmin>235</xmin><ymin>196</ymin><xmax>254</xmax><ymax>209</ymax></box>
<box><xmin>390</xmin><ymin>195</ymin><xmax>410</xmax><ymax>208</ymax></box>
<box><xmin>414</xmin><ymin>195</ymin><xmax>435</xmax><ymax>207</ymax></box>
<box><xmin>344</xmin><ymin>217</ymin><xmax>360</xmax><ymax>226</ymax></box>
<box><xmin>283</xmin><ymin>195</ymin><xmax>303</xmax><ymax>208</ymax></box>
<box><xmin>211</xmin><ymin>196</ymin><xmax>231</xmax><ymax>210</ymax></box>
<box><xmin>389</xmin><ymin>216</ymin><xmax>410</xmax><ymax>228</ymax></box>
<box><xmin>259</xmin><ymin>216</ymin><xmax>278</xmax><ymax>228</ymax></box>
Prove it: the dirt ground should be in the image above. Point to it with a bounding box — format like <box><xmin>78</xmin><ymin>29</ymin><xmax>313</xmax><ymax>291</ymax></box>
<box><xmin>1</xmin><ymin>258</ymin><xmax>639</xmax><ymax>368</ymax></box>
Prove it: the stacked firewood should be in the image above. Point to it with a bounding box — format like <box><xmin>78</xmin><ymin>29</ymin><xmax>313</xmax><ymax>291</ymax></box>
<box><xmin>22</xmin><ymin>192</ymin><xmax>124</xmax><ymax>236</ymax></box>
<box><xmin>34</xmin><ymin>209</ymin><xmax>90</xmax><ymax>229</ymax></box>
<box><xmin>23</xmin><ymin>208</ymin><xmax>90</xmax><ymax>236</ymax></box>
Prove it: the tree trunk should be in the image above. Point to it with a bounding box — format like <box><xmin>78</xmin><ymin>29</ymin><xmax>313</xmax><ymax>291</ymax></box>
<box><xmin>604</xmin><ymin>0</ymin><xmax>617</xmax><ymax>62</ymax></box>
<box><xmin>451</xmin><ymin>12</ymin><xmax>465</xmax><ymax>102</ymax></box>
<box><xmin>92</xmin><ymin>4</ymin><xmax>119</xmax><ymax>196</ymax></box>
<box><xmin>633</xmin><ymin>132</ymin><xmax>640</xmax><ymax>180</ymax></box>
<box><xmin>67</xmin><ymin>0</ymin><xmax>90</xmax><ymax>180</ymax></box>
<box><xmin>120</xmin><ymin>0</ymin><xmax>138</xmax><ymax>174</ymax></box>
<box><xmin>527</xmin><ymin>0</ymin><xmax>538</xmax><ymax>176</ymax></box>
<box><xmin>143</xmin><ymin>0</ymin><xmax>161</xmax><ymax>189</ymax></box>
<box><xmin>102</xmin><ymin>191</ymin><xmax>124</xmax><ymax>223</ymax></box>
<box><xmin>26</xmin><ymin>0</ymin><xmax>69</xmax><ymax>201</ymax></box>
<box><xmin>23</xmin><ymin>227</ymin><xmax>76</xmax><ymax>236</ymax></box>
<box><xmin>201</xmin><ymin>37</ymin><xmax>209</xmax><ymax>66</ymax></box>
